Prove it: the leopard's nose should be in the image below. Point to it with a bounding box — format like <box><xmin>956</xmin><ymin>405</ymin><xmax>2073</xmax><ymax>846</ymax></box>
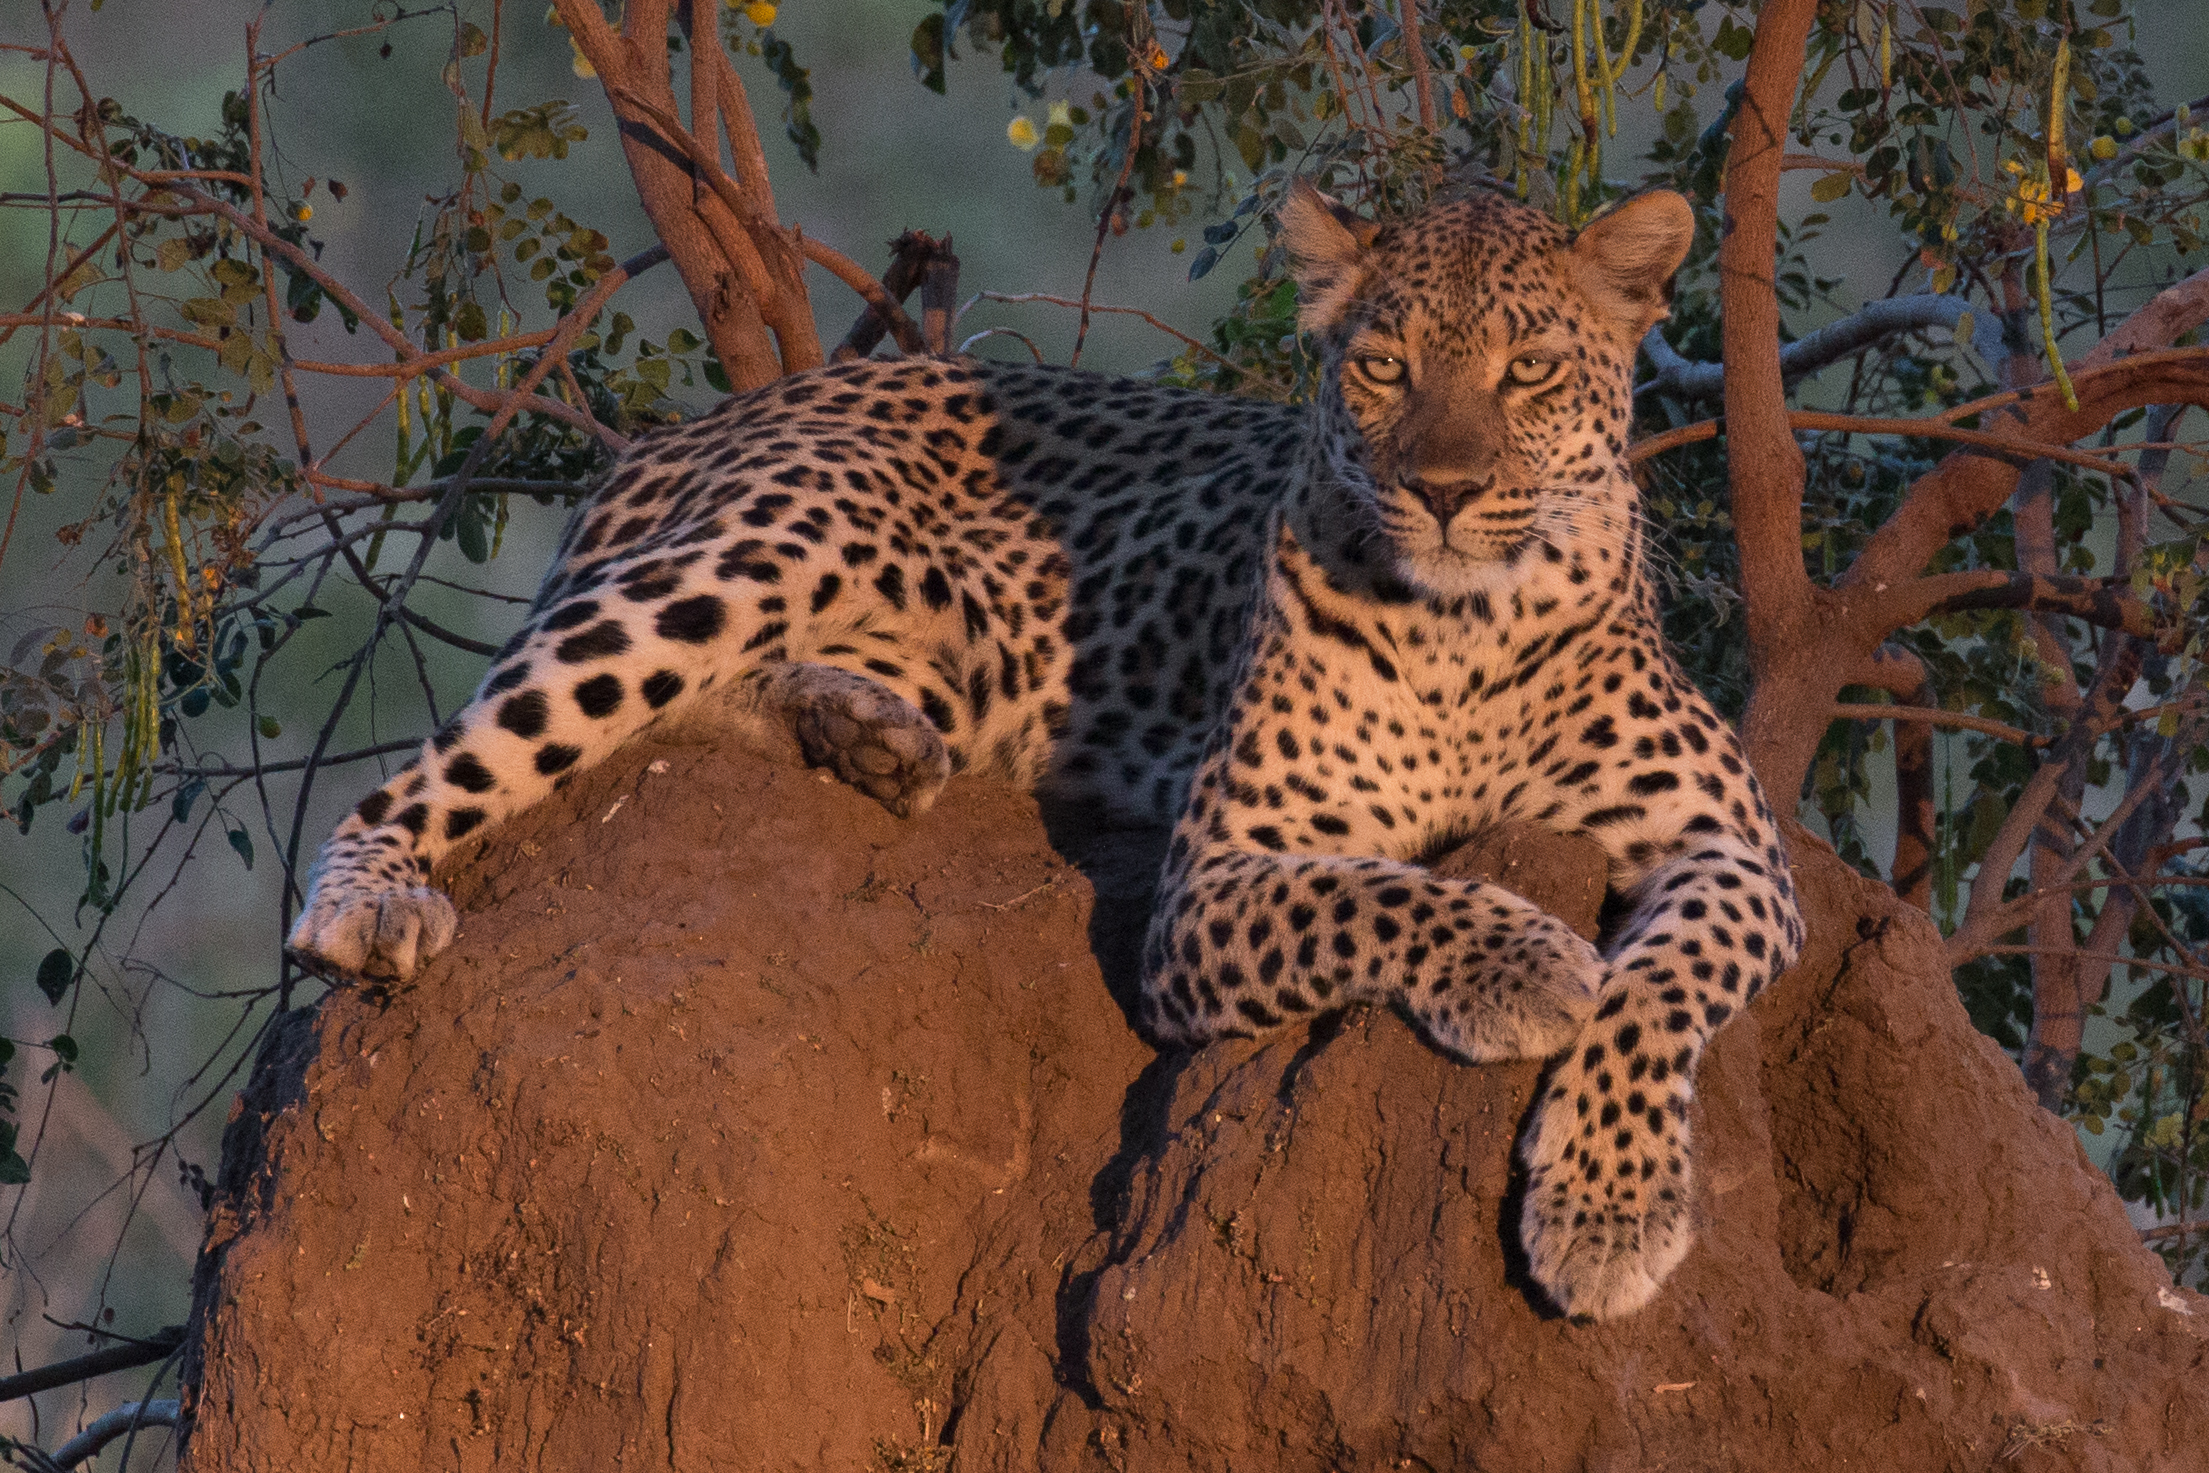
<box><xmin>1404</xmin><ymin>476</ymin><xmax>1487</xmax><ymax>528</ymax></box>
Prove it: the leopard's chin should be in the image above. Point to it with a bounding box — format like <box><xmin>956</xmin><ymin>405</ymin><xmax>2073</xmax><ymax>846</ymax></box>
<box><xmin>1391</xmin><ymin>528</ymin><xmax>1541</xmax><ymax>601</ymax></box>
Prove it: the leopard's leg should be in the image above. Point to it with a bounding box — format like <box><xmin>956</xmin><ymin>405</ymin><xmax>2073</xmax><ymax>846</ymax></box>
<box><xmin>288</xmin><ymin>587</ymin><xmax>759</xmax><ymax>981</ymax></box>
<box><xmin>1141</xmin><ymin>846</ymin><xmax>1604</xmax><ymax>1063</ymax></box>
<box><xmin>1515</xmin><ymin>801</ymin><xmax>1803</xmax><ymax>1320</ymax></box>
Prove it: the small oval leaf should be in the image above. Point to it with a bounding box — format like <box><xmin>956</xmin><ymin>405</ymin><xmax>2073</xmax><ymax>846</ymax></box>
<box><xmin>35</xmin><ymin>948</ymin><xmax>72</xmax><ymax>1005</ymax></box>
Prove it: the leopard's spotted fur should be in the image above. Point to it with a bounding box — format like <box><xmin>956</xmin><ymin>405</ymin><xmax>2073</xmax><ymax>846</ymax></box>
<box><xmin>290</xmin><ymin>182</ymin><xmax>1802</xmax><ymax>1321</ymax></box>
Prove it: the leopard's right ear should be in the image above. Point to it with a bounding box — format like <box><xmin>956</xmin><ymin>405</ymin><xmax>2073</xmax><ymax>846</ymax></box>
<box><xmin>1278</xmin><ymin>178</ymin><xmax>1378</xmax><ymax>334</ymax></box>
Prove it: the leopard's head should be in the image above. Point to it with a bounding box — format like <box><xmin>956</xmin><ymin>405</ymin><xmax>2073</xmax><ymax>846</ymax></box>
<box><xmin>1279</xmin><ymin>181</ymin><xmax>1693</xmax><ymax>601</ymax></box>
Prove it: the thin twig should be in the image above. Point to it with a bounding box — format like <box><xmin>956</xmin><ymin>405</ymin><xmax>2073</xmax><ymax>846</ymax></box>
<box><xmin>1073</xmin><ymin>70</ymin><xmax>1146</xmax><ymax>369</ymax></box>
<box><xmin>1831</xmin><ymin>702</ymin><xmax>2043</xmax><ymax>747</ymax></box>
<box><xmin>0</xmin><ymin>1328</ymin><xmax>182</xmax><ymax>1404</ymax></box>
<box><xmin>1631</xmin><ymin>409</ymin><xmax>2142</xmax><ymax>479</ymax></box>
<box><xmin>978</xmin><ymin>292</ymin><xmax>1247</xmax><ymax>377</ymax></box>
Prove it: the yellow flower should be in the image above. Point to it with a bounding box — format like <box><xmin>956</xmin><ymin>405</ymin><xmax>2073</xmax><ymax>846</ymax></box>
<box><xmin>570</xmin><ymin>36</ymin><xmax>594</xmax><ymax>78</ymax></box>
<box><xmin>1146</xmin><ymin>40</ymin><xmax>1170</xmax><ymax>71</ymax></box>
<box><xmin>1007</xmin><ymin>116</ymin><xmax>1039</xmax><ymax>150</ymax></box>
<box><xmin>2090</xmin><ymin>134</ymin><xmax>2118</xmax><ymax>161</ymax></box>
<box><xmin>743</xmin><ymin>1</ymin><xmax>776</xmax><ymax>24</ymax></box>
<box><xmin>1171</xmin><ymin>169</ymin><xmax>1188</xmax><ymax>188</ymax></box>
<box><xmin>294</xmin><ymin>203</ymin><xmax>313</xmax><ymax>222</ymax></box>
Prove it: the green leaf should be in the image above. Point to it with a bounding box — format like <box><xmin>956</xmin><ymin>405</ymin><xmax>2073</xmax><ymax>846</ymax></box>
<box><xmin>226</xmin><ymin>823</ymin><xmax>254</xmax><ymax>870</ymax></box>
<box><xmin>181</xmin><ymin>297</ymin><xmax>237</xmax><ymax>329</ymax></box>
<box><xmin>156</xmin><ymin>237</ymin><xmax>193</xmax><ymax>272</ymax></box>
<box><xmin>1810</xmin><ymin>172</ymin><xmax>1853</xmax><ymax>203</ymax></box>
<box><xmin>257</xmin><ymin>715</ymin><xmax>282</xmax><ymax>739</ymax></box>
<box><xmin>45</xmin><ymin>1035</ymin><xmax>77</xmax><ymax>1066</ymax></box>
<box><xmin>759</xmin><ymin>32</ymin><xmax>822</xmax><ymax>172</ymax></box>
<box><xmin>454</xmin><ymin>499</ymin><xmax>490</xmax><ymax>563</ymax></box>
<box><xmin>0</xmin><ymin>1125</ymin><xmax>27</xmax><ymax>1187</ymax></box>
<box><xmin>172</xmin><ymin>778</ymin><xmax>204</xmax><ymax>825</ymax></box>
<box><xmin>458</xmin><ymin>21</ymin><xmax>488</xmax><ymax>58</ymax></box>
<box><xmin>34</xmin><ymin>948</ymin><xmax>72</xmax><ymax>1005</ymax></box>
<box><xmin>908</xmin><ymin>14</ymin><xmax>947</xmax><ymax>95</ymax></box>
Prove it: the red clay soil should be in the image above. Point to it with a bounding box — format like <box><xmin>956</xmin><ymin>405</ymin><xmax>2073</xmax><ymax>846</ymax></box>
<box><xmin>177</xmin><ymin>737</ymin><xmax>2208</xmax><ymax>1471</ymax></box>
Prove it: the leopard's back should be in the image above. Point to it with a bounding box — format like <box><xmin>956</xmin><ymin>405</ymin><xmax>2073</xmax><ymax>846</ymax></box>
<box><xmin>512</xmin><ymin>357</ymin><xmax>1293</xmax><ymax>821</ymax></box>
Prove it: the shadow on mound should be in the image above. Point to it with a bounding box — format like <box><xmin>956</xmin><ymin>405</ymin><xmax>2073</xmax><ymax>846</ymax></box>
<box><xmin>179</xmin><ymin>740</ymin><xmax>2205</xmax><ymax>1472</ymax></box>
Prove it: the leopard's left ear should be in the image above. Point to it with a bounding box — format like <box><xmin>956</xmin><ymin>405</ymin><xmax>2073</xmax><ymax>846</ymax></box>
<box><xmin>1570</xmin><ymin>190</ymin><xmax>1696</xmax><ymax>339</ymax></box>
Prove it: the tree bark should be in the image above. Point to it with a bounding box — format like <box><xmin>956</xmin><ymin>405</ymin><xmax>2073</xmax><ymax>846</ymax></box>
<box><xmin>555</xmin><ymin>0</ymin><xmax>817</xmax><ymax>391</ymax></box>
<box><xmin>1718</xmin><ymin>0</ymin><xmax>1822</xmax><ymax>799</ymax></box>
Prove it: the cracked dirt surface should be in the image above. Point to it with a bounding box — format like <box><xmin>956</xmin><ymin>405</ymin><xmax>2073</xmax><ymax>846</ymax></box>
<box><xmin>179</xmin><ymin>739</ymin><xmax>2207</xmax><ymax>1471</ymax></box>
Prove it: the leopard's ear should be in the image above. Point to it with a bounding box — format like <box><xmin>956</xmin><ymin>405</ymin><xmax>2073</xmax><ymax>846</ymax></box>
<box><xmin>1570</xmin><ymin>190</ymin><xmax>1696</xmax><ymax>339</ymax></box>
<box><xmin>1278</xmin><ymin>178</ymin><xmax>1379</xmax><ymax>334</ymax></box>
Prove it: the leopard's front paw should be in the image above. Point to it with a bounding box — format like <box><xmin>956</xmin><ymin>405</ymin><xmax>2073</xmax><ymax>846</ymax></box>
<box><xmin>1516</xmin><ymin>1022</ymin><xmax>1695</xmax><ymax>1319</ymax></box>
<box><xmin>287</xmin><ymin>874</ymin><xmax>458</xmax><ymax>983</ymax></box>
<box><xmin>1413</xmin><ymin>913</ymin><xmax>1603</xmax><ymax>1062</ymax></box>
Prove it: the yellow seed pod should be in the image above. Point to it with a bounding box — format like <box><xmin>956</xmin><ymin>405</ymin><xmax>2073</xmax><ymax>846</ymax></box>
<box><xmin>2089</xmin><ymin>134</ymin><xmax>2117</xmax><ymax>160</ymax></box>
<box><xmin>744</xmin><ymin>1</ymin><xmax>777</xmax><ymax>24</ymax></box>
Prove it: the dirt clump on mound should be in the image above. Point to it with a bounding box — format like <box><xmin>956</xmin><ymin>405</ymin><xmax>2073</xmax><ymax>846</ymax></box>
<box><xmin>178</xmin><ymin>739</ymin><xmax>2207</xmax><ymax>1471</ymax></box>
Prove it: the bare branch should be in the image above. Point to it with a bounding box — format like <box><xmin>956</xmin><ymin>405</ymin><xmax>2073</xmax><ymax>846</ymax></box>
<box><xmin>800</xmin><ymin>234</ymin><xmax>928</xmax><ymax>356</ymax></box>
<box><xmin>1904</xmin><ymin>570</ymin><xmax>2160</xmax><ymax>641</ymax></box>
<box><xmin>977</xmin><ymin>292</ymin><xmax>1250</xmax><ymax>378</ymax></box>
<box><xmin>833</xmin><ymin>230</ymin><xmax>941</xmax><ymax>361</ymax></box>
<box><xmin>0</xmin><ymin>1326</ymin><xmax>182</xmax><ymax>1403</ymax></box>
<box><xmin>1639</xmin><ymin>295</ymin><xmax>2005</xmax><ymax>401</ymax></box>
<box><xmin>2140</xmin><ymin>1220</ymin><xmax>2209</xmax><ymax>1244</ymax></box>
<box><xmin>1831</xmin><ymin>702</ymin><xmax>2042</xmax><ymax>748</ymax></box>
<box><xmin>48</xmin><ymin>1399</ymin><xmax>180</xmax><ymax>1470</ymax></box>
<box><xmin>1631</xmin><ymin>406</ymin><xmax>2150</xmax><ymax>479</ymax></box>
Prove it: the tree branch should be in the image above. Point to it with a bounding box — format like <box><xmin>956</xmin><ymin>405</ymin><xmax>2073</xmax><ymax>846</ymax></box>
<box><xmin>1831</xmin><ymin>702</ymin><xmax>2042</xmax><ymax>748</ymax></box>
<box><xmin>1843</xmin><ymin>346</ymin><xmax>2209</xmax><ymax>606</ymax></box>
<box><xmin>1630</xmin><ymin>405</ymin><xmax>2148</xmax><ymax>479</ymax></box>
<box><xmin>833</xmin><ymin>230</ymin><xmax>941</xmax><ymax>361</ymax></box>
<box><xmin>800</xmin><ymin>234</ymin><xmax>928</xmax><ymax>356</ymax></box>
<box><xmin>556</xmin><ymin>0</ymin><xmax>790</xmax><ymax>388</ymax></box>
<box><xmin>48</xmin><ymin>1400</ymin><xmax>180</xmax><ymax>1471</ymax></box>
<box><xmin>1639</xmin><ymin>294</ymin><xmax>2005</xmax><ymax>400</ymax></box>
<box><xmin>1899</xmin><ymin>570</ymin><xmax>2160</xmax><ymax>641</ymax></box>
<box><xmin>1717</xmin><ymin>0</ymin><xmax>1820</xmax><ymax>671</ymax></box>
<box><xmin>0</xmin><ymin>1327</ymin><xmax>182</xmax><ymax>1404</ymax></box>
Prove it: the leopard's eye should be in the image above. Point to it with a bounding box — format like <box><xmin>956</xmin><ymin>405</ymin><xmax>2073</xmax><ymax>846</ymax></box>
<box><xmin>1506</xmin><ymin>354</ymin><xmax>1562</xmax><ymax>388</ymax></box>
<box><xmin>1355</xmin><ymin>355</ymin><xmax>1407</xmax><ymax>386</ymax></box>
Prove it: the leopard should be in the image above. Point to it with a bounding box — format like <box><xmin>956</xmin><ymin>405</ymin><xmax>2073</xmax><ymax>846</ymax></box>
<box><xmin>288</xmin><ymin>178</ymin><xmax>1803</xmax><ymax>1322</ymax></box>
